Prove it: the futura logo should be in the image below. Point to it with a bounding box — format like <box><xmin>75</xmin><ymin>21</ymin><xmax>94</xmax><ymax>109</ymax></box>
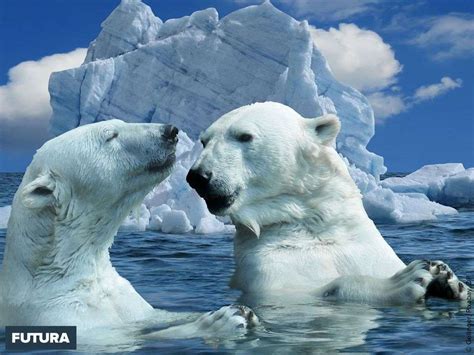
<box><xmin>5</xmin><ymin>326</ymin><xmax>77</xmax><ymax>350</ymax></box>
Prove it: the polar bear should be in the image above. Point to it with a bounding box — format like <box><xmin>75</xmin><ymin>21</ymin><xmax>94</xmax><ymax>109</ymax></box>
<box><xmin>0</xmin><ymin>119</ymin><xmax>255</xmax><ymax>341</ymax></box>
<box><xmin>187</xmin><ymin>102</ymin><xmax>469</xmax><ymax>304</ymax></box>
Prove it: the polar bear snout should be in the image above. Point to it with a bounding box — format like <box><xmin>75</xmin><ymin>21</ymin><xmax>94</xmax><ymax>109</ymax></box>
<box><xmin>161</xmin><ymin>124</ymin><xmax>179</xmax><ymax>143</ymax></box>
<box><xmin>144</xmin><ymin>125</ymin><xmax>178</xmax><ymax>173</ymax></box>
<box><xmin>129</xmin><ymin>123</ymin><xmax>178</xmax><ymax>174</ymax></box>
<box><xmin>186</xmin><ymin>168</ymin><xmax>211</xmax><ymax>193</ymax></box>
<box><xmin>186</xmin><ymin>168</ymin><xmax>240</xmax><ymax>214</ymax></box>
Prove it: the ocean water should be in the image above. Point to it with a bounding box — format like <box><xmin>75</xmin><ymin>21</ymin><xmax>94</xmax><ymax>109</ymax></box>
<box><xmin>0</xmin><ymin>173</ymin><xmax>472</xmax><ymax>353</ymax></box>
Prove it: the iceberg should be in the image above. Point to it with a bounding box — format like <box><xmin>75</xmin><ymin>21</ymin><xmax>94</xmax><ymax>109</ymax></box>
<box><xmin>160</xmin><ymin>210</ymin><xmax>193</xmax><ymax>234</ymax></box>
<box><xmin>381</xmin><ymin>164</ymin><xmax>474</xmax><ymax>209</ymax></box>
<box><xmin>348</xmin><ymin>164</ymin><xmax>457</xmax><ymax>223</ymax></box>
<box><xmin>380</xmin><ymin>164</ymin><xmax>464</xmax><ymax>198</ymax></box>
<box><xmin>0</xmin><ymin>206</ymin><xmax>11</xmax><ymax>229</ymax></box>
<box><xmin>362</xmin><ymin>186</ymin><xmax>457</xmax><ymax>224</ymax></box>
<box><xmin>49</xmin><ymin>0</ymin><xmax>383</xmax><ymax>177</ymax></box>
<box><xmin>119</xmin><ymin>203</ymin><xmax>150</xmax><ymax>232</ymax></box>
<box><xmin>443</xmin><ymin>169</ymin><xmax>474</xmax><ymax>207</ymax></box>
<box><xmin>195</xmin><ymin>216</ymin><xmax>226</xmax><ymax>235</ymax></box>
<box><xmin>84</xmin><ymin>0</ymin><xmax>162</xmax><ymax>63</ymax></box>
<box><xmin>42</xmin><ymin>0</ymin><xmax>471</xmax><ymax>229</ymax></box>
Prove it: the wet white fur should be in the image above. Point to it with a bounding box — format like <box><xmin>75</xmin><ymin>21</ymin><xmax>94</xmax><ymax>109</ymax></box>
<box><xmin>194</xmin><ymin>102</ymin><xmax>430</xmax><ymax>304</ymax></box>
<box><xmin>0</xmin><ymin>120</ymin><xmax>176</xmax><ymax>328</ymax></box>
<box><xmin>0</xmin><ymin>120</ymin><xmax>251</xmax><ymax>337</ymax></box>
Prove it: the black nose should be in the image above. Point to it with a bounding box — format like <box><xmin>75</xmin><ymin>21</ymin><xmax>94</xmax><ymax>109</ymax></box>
<box><xmin>162</xmin><ymin>125</ymin><xmax>179</xmax><ymax>141</ymax></box>
<box><xmin>186</xmin><ymin>168</ymin><xmax>211</xmax><ymax>192</ymax></box>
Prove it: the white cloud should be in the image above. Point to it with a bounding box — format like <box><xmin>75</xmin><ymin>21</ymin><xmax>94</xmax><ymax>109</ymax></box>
<box><xmin>367</xmin><ymin>77</ymin><xmax>462</xmax><ymax>123</ymax></box>
<box><xmin>408</xmin><ymin>14</ymin><xmax>474</xmax><ymax>61</ymax></box>
<box><xmin>413</xmin><ymin>76</ymin><xmax>462</xmax><ymax>102</ymax></box>
<box><xmin>367</xmin><ymin>92</ymin><xmax>406</xmax><ymax>121</ymax></box>
<box><xmin>309</xmin><ymin>22</ymin><xmax>406</xmax><ymax>123</ymax></box>
<box><xmin>0</xmin><ymin>48</ymin><xmax>86</xmax><ymax>122</ymax></box>
<box><xmin>310</xmin><ymin>23</ymin><xmax>402</xmax><ymax>92</ymax></box>
<box><xmin>0</xmin><ymin>48</ymin><xmax>86</xmax><ymax>151</ymax></box>
<box><xmin>307</xmin><ymin>23</ymin><xmax>463</xmax><ymax>123</ymax></box>
<box><xmin>231</xmin><ymin>2</ymin><xmax>465</xmax><ymax>123</ymax></box>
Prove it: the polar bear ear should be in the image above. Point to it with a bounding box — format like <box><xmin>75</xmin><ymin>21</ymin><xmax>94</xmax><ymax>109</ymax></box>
<box><xmin>22</xmin><ymin>171</ymin><xmax>57</xmax><ymax>209</ymax></box>
<box><xmin>307</xmin><ymin>114</ymin><xmax>341</xmax><ymax>146</ymax></box>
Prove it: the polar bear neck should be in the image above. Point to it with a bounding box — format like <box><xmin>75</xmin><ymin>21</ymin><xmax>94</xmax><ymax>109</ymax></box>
<box><xmin>234</xmin><ymin>163</ymin><xmax>367</xmax><ymax>238</ymax></box>
<box><xmin>231</xmin><ymin>164</ymin><xmax>404</xmax><ymax>292</ymax></box>
<box><xmin>1</xmin><ymin>191</ymin><xmax>139</xmax><ymax>298</ymax></box>
<box><xmin>234</xmin><ymin>183</ymin><xmax>369</xmax><ymax>241</ymax></box>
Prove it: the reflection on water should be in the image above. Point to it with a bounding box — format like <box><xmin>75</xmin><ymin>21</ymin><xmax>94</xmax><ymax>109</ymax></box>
<box><xmin>0</xmin><ymin>174</ymin><xmax>472</xmax><ymax>352</ymax></box>
<box><xmin>235</xmin><ymin>295</ymin><xmax>382</xmax><ymax>353</ymax></box>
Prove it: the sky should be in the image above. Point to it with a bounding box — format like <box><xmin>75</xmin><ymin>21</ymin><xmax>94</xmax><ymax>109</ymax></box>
<box><xmin>0</xmin><ymin>0</ymin><xmax>473</xmax><ymax>172</ymax></box>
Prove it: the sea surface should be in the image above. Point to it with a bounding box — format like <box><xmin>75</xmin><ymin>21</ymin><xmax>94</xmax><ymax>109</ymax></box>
<box><xmin>0</xmin><ymin>172</ymin><xmax>473</xmax><ymax>353</ymax></box>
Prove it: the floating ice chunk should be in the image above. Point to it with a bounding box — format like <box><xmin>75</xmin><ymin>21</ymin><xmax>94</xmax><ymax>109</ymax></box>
<box><xmin>0</xmin><ymin>205</ymin><xmax>11</xmax><ymax>229</ymax></box>
<box><xmin>363</xmin><ymin>186</ymin><xmax>457</xmax><ymax>224</ymax></box>
<box><xmin>442</xmin><ymin>168</ymin><xmax>474</xmax><ymax>207</ymax></box>
<box><xmin>381</xmin><ymin>163</ymin><xmax>465</xmax><ymax>200</ymax></box>
<box><xmin>119</xmin><ymin>219</ymin><xmax>146</xmax><ymax>232</ymax></box>
<box><xmin>148</xmin><ymin>215</ymin><xmax>163</xmax><ymax>231</ymax></box>
<box><xmin>195</xmin><ymin>216</ymin><xmax>226</xmax><ymax>234</ymax></box>
<box><xmin>223</xmin><ymin>224</ymin><xmax>236</xmax><ymax>233</ymax></box>
<box><xmin>150</xmin><ymin>204</ymin><xmax>171</xmax><ymax>219</ymax></box>
<box><xmin>148</xmin><ymin>204</ymin><xmax>171</xmax><ymax>231</ymax></box>
<box><xmin>171</xmin><ymin>189</ymin><xmax>211</xmax><ymax>226</ymax></box>
<box><xmin>161</xmin><ymin>210</ymin><xmax>193</xmax><ymax>234</ymax></box>
<box><xmin>398</xmin><ymin>192</ymin><xmax>430</xmax><ymax>201</ymax></box>
<box><xmin>381</xmin><ymin>163</ymin><xmax>474</xmax><ymax>208</ymax></box>
<box><xmin>120</xmin><ymin>203</ymin><xmax>150</xmax><ymax>232</ymax></box>
<box><xmin>348</xmin><ymin>164</ymin><xmax>458</xmax><ymax>223</ymax></box>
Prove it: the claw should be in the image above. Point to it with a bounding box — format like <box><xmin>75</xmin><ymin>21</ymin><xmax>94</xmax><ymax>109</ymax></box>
<box><xmin>230</xmin><ymin>305</ymin><xmax>259</xmax><ymax>328</ymax></box>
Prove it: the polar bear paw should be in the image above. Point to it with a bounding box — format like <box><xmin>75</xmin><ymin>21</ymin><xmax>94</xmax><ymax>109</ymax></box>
<box><xmin>426</xmin><ymin>260</ymin><xmax>470</xmax><ymax>300</ymax></box>
<box><xmin>193</xmin><ymin>305</ymin><xmax>259</xmax><ymax>332</ymax></box>
<box><xmin>318</xmin><ymin>260</ymin><xmax>469</xmax><ymax>304</ymax></box>
<box><xmin>390</xmin><ymin>260</ymin><xmax>470</xmax><ymax>302</ymax></box>
<box><xmin>388</xmin><ymin>260</ymin><xmax>434</xmax><ymax>303</ymax></box>
<box><xmin>146</xmin><ymin>305</ymin><xmax>258</xmax><ymax>340</ymax></box>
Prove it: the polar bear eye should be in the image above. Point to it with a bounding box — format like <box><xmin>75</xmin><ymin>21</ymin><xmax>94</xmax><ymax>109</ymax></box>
<box><xmin>236</xmin><ymin>133</ymin><xmax>253</xmax><ymax>143</ymax></box>
<box><xmin>200</xmin><ymin>139</ymin><xmax>207</xmax><ymax>148</ymax></box>
<box><xmin>104</xmin><ymin>130</ymin><xmax>119</xmax><ymax>142</ymax></box>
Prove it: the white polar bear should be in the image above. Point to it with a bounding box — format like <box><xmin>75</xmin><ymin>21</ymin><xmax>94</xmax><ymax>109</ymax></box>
<box><xmin>0</xmin><ymin>119</ymin><xmax>255</xmax><ymax>342</ymax></box>
<box><xmin>187</xmin><ymin>102</ymin><xmax>469</xmax><ymax>304</ymax></box>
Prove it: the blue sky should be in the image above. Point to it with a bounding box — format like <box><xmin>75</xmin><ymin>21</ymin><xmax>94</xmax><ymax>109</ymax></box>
<box><xmin>0</xmin><ymin>0</ymin><xmax>472</xmax><ymax>172</ymax></box>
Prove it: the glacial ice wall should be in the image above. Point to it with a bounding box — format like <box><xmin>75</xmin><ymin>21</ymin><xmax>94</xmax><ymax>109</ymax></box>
<box><xmin>46</xmin><ymin>0</ymin><xmax>465</xmax><ymax>228</ymax></box>
<box><xmin>84</xmin><ymin>0</ymin><xmax>162</xmax><ymax>62</ymax></box>
<box><xmin>49</xmin><ymin>0</ymin><xmax>384</xmax><ymax>178</ymax></box>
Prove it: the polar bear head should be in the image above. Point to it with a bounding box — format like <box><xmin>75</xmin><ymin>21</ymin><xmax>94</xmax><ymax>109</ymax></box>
<box><xmin>5</xmin><ymin>119</ymin><xmax>178</xmax><ymax>278</ymax></box>
<box><xmin>21</xmin><ymin>119</ymin><xmax>178</xmax><ymax>212</ymax></box>
<box><xmin>187</xmin><ymin>102</ymin><xmax>357</xmax><ymax>236</ymax></box>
